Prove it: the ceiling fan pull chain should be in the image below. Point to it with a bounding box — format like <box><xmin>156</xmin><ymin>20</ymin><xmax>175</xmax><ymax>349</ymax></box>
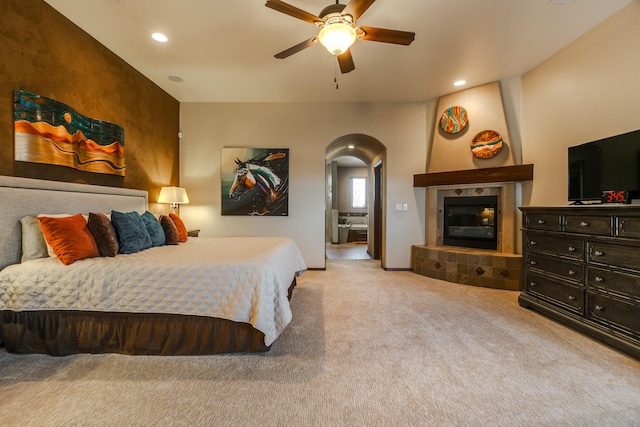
<box><xmin>335</xmin><ymin>58</ymin><xmax>339</xmax><ymax>89</ymax></box>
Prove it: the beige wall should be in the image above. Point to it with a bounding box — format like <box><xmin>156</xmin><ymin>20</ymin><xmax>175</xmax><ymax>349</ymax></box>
<box><xmin>428</xmin><ymin>82</ymin><xmax>517</xmax><ymax>173</ymax></box>
<box><xmin>0</xmin><ymin>0</ymin><xmax>180</xmax><ymax>203</ymax></box>
<box><xmin>179</xmin><ymin>102</ymin><xmax>427</xmax><ymax>269</ymax></box>
<box><xmin>521</xmin><ymin>1</ymin><xmax>640</xmax><ymax>206</ymax></box>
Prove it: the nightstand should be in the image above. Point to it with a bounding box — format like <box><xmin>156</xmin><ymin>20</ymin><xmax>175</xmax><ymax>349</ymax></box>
<box><xmin>187</xmin><ymin>229</ymin><xmax>200</xmax><ymax>237</ymax></box>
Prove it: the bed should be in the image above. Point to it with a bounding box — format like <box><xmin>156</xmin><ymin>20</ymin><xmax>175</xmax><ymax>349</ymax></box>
<box><xmin>0</xmin><ymin>176</ymin><xmax>306</xmax><ymax>356</ymax></box>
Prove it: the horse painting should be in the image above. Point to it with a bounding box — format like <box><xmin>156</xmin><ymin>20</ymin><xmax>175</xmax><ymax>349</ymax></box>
<box><xmin>222</xmin><ymin>149</ymin><xmax>289</xmax><ymax>216</ymax></box>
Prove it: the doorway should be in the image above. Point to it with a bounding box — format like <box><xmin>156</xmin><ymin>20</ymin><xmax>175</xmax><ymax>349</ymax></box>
<box><xmin>325</xmin><ymin>155</ymin><xmax>372</xmax><ymax>260</ymax></box>
<box><xmin>325</xmin><ymin>134</ymin><xmax>386</xmax><ymax>265</ymax></box>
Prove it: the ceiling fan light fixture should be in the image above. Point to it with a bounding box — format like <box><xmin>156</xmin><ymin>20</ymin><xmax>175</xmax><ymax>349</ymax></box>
<box><xmin>265</xmin><ymin>0</ymin><xmax>415</xmax><ymax>73</ymax></box>
<box><xmin>318</xmin><ymin>21</ymin><xmax>357</xmax><ymax>56</ymax></box>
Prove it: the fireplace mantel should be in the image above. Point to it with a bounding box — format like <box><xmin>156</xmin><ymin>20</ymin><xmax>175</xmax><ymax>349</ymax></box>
<box><xmin>413</xmin><ymin>164</ymin><xmax>533</xmax><ymax>187</ymax></box>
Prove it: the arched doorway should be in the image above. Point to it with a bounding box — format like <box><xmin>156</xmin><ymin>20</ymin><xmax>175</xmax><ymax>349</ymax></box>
<box><xmin>325</xmin><ymin>134</ymin><xmax>386</xmax><ymax>265</ymax></box>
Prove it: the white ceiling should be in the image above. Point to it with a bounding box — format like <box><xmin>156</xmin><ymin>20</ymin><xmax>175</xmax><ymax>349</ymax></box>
<box><xmin>333</xmin><ymin>155</ymin><xmax>366</xmax><ymax>167</ymax></box>
<box><xmin>43</xmin><ymin>0</ymin><xmax>632</xmax><ymax>103</ymax></box>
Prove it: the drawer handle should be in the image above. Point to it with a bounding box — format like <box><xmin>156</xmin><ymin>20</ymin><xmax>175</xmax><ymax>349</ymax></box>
<box><xmin>530</xmin><ymin>282</ymin><xmax>537</xmax><ymax>287</ymax></box>
<box><xmin>568</xmin><ymin>270</ymin><xmax>576</xmax><ymax>276</ymax></box>
<box><xmin>537</xmin><ymin>219</ymin><xmax>545</xmax><ymax>224</ymax></box>
<box><xmin>529</xmin><ymin>240</ymin><xmax>537</xmax><ymax>246</ymax></box>
<box><xmin>530</xmin><ymin>260</ymin><xmax>537</xmax><ymax>266</ymax></box>
<box><xmin>595</xmin><ymin>276</ymin><xmax>604</xmax><ymax>283</ymax></box>
<box><xmin>595</xmin><ymin>305</ymin><xmax>604</xmax><ymax>311</ymax></box>
<box><xmin>568</xmin><ymin>296</ymin><xmax>576</xmax><ymax>301</ymax></box>
<box><xmin>568</xmin><ymin>246</ymin><xmax>576</xmax><ymax>252</ymax></box>
<box><xmin>580</xmin><ymin>221</ymin><xmax>589</xmax><ymax>227</ymax></box>
<box><xmin>594</xmin><ymin>250</ymin><xmax>604</xmax><ymax>256</ymax></box>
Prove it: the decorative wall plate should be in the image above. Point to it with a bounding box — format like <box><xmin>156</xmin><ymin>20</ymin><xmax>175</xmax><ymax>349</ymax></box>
<box><xmin>439</xmin><ymin>106</ymin><xmax>468</xmax><ymax>134</ymax></box>
<box><xmin>470</xmin><ymin>130</ymin><xmax>503</xmax><ymax>159</ymax></box>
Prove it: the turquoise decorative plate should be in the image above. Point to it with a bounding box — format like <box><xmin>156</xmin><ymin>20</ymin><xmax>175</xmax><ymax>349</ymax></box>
<box><xmin>470</xmin><ymin>130</ymin><xmax>503</xmax><ymax>159</ymax></box>
<box><xmin>439</xmin><ymin>106</ymin><xmax>468</xmax><ymax>134</ymax></box>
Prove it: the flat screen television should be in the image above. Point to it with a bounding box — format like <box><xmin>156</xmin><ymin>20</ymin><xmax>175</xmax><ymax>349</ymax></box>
<box><xmin>568</xmin><ymin>128</ymin><xmax>640</xmax><ymax>203</ymax></box>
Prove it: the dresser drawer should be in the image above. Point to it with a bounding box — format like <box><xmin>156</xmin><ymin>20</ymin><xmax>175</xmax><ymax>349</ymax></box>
<box><xmin>526</xmin><ymin>272</ymin><xmax>584</xmax><ymax>314</ymax></box>
<box><xmin>588</xmin><ymin>291</ymin><xmax>640</xmax><ymax>339</ymax></box>
<box><xmin>564</xmin><ymin>215</ymin><xmax>612</xmax><ymax>236</ymax></box>
<box><xmin>525</xmin><ymin>232</ymin><xmax>584</xmax><ymax>260</ymax></box>
<box><xmin>525</xmin><ymin>213</ymin><xmax>561</xmax><ymax>231</ymax></box>
<box><xmin>587</xmin><ymin>267</ymin><xmax>640</xmax><ymax>301</ymax></box>
<box><xmin>587</xmin><ymin>241</ymin><xmax>640</xmax><ymax>270</ymax></box>
<box><xmin>526</xmin><ymin>253</ymin><xmax>583</xmax><ymax>284</ymax></box>
<box><xmin>617</xmin><ymin>216</ymin><xmax>640</xmax><ymax>239</ymax></box>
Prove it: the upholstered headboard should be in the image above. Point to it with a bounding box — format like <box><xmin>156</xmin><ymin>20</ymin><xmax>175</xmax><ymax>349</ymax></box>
<box><xmin>0</xmin><ymin>176</ymin><xmax>148</xmax><ymax>270</ymax></box>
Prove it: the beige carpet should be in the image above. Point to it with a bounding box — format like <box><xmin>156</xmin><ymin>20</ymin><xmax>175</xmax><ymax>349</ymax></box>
<box><xmin>1</xmin><ymin>259</ymin><xmax>639</xmax><ymax>426</ymax></box>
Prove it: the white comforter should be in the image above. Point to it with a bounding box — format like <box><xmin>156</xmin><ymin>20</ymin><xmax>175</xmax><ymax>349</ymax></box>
<box><xmin>0</xmin><ymin>237</ymin><xmax>307</xmax><ymax>346</ymax></box>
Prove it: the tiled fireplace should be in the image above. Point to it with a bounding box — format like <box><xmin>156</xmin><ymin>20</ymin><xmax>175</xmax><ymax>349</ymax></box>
<box><xmin>412</xmin><ymin>182</ymin><xmax>522</xmax><ymax>291</ymax></box>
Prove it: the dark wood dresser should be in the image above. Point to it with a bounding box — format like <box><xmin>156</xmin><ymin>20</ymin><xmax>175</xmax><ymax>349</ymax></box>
<box><xmin>520</xmin><ymin>206</ymin><xmax>640</xmax><ymax>359</ymax></box>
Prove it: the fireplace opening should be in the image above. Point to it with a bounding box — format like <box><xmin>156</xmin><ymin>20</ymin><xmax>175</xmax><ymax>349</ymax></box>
<box><xmin>443</xmin><ymin>195</ymin><xmax>498</xmax><ymax>250</ymax></box>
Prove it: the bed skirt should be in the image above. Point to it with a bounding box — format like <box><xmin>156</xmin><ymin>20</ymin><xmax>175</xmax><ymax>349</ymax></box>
<box><xmin>0</xmin><ymin>278</ymin><xmax>296</xmax><ymax>356</ymax></box>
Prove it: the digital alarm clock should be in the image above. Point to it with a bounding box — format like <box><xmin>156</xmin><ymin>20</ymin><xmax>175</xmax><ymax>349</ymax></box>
<box><xmin>601</xmin><ymin>190</ymin><xmax>631</xmax><ymax>204</ymax></box>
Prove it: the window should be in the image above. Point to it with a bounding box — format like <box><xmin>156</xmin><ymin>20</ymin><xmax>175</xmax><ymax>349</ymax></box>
<box><xmin>352</xmin><ymin>177</ymin><xmax>367</xmax><ymax>208</ymax></box>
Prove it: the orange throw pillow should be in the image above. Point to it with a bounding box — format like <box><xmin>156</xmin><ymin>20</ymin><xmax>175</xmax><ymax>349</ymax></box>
<box><xmin>169</xmin><ymin>213</ymin><xmax>188</xmax><ymax>243</ymax></box>
<box><xmin>37</xmin><ymin>213</ymin><xmax>99</xmax><ymax>265</ymax></box>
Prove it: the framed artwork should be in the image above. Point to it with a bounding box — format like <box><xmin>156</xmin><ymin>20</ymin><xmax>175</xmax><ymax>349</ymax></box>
<box><xmin>13</xmin><ymin>90</ymin><xmax>125</xmax><ymax>176</ymax></box>
<box><xmin>221</xmin><ymin>147</ymin><xmax>289</xmax><ymax>216</ymax></box>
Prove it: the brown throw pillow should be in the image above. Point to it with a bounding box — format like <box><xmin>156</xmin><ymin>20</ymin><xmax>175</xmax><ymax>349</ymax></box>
<box><xmin>160</xmin><ymin>215</ymin><xmax>180</xmax><ymax>245</ymax></box>
<box><xmin>87</xmin><ymin>213</ymin><xmax>119</xmax><ymax>257</ymax></box>
<box><xmin>169</xmin><ymin>213</ymin><xmax>188</xmax><ymax>243</ymax></box>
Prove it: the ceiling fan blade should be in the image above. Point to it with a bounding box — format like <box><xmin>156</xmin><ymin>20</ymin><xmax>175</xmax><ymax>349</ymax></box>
<box><xmin>342</xmin><ymin>0</ymin><xmax>376</xmax><ymax>21</ymax></box>
<box><xmin>274</xmin><ymin>37</ymin><xmax>317</xmax><ymax>59</ymax></box>
<box><xmin>265</xmin><ymin>0</ymin><xmax>321</xmax><ymax>24</ymax></box>
<box><xmin>338</xmin><ymin>50</ymin><xmax>355</xmax><ymax>74</ymax></box>
<box><xmin>358</xmin><ymin>26</ymin><xmax>415</xmax><ymax>45</ymax></box>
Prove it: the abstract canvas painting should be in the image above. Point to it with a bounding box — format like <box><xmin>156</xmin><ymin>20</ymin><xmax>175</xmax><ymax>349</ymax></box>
<box><xmin>13</xmin><ymin>90</ymin><xmax>125</xmax><ymax>176</ymax></box>
<box><xmin>221</xmin><ymin>147</ymin><xmax>289</xmax><ymax>216</ymax></box>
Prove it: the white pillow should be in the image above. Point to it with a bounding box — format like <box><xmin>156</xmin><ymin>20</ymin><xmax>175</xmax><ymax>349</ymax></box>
<box><xmin>19</xmin><ymin>216</ymin><xmax>49</xmax><ymax>262</ymax></box>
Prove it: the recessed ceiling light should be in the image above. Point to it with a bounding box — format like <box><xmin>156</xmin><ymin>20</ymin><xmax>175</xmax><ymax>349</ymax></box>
<box><xmin>454</xmin><ymin>80</ymin><xmax>466</xmax><ymax>87</ymax></box>
<box><xmin>348</xmin><ymin>145</ymin><xmax>355</xmax><ymax>149</ymax></box>
<box><xmin>168</xmin><ymin>75</ymin><xmax>183</xmax><ymax>83</ymax></box>
<box><xmin>152</xmin><ymin>33</ymin><xmax>168</xmax><ymax>43</ymax></box>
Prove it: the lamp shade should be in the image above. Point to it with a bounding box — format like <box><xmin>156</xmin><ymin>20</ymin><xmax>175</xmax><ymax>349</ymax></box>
<box><xmin>318</xmin><ymin>22</ymin><xmax>357</xmax><ymax>56</ymax></box>
<box><xmin>158</xmin><ymin>186</ymin><xmax>189</xmax><ymax>204</ymax></box>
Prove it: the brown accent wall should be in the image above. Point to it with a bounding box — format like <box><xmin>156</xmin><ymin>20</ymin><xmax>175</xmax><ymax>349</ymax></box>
<box><xmin>0</xmin><ymin>0</ymin><xmax>179</xmax><ymax>202</ymax></box>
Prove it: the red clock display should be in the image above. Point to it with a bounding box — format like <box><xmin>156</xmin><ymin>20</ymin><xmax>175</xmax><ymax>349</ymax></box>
<box><xmin>601</xmin><ymin>190</ymin><xmax>630</xmax><ymax>204</ymax></box>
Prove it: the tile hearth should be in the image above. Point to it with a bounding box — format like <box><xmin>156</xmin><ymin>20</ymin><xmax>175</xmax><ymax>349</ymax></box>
<box><xmin>411</xmin><ymin>245</ymin><xmax>522</xmax><ymax>291</ymax></box>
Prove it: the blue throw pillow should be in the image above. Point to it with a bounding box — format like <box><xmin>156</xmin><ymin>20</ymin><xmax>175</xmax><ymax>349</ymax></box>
<box><xmin>111</xmin><ymin>210</ymin><xmax>153</xmax><ymax>254</ymax></box>
<box><xmin>141</xmin><ymin>211</ymin><xmax>166</xmax><ymax>247</ymax></box>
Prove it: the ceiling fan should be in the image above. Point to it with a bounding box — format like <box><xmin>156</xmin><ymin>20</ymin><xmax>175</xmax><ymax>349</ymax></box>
<box><xmin>265</xmin><ymin>0</ymin><xmax>415</xmax><ymax>74</ymax></box>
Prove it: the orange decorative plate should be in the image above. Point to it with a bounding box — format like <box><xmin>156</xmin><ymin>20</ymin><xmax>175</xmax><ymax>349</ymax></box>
<box><xmin>439</xmin><ymin>106</ymin><xmax>468</xmax><ymax>134</ymax></box>
<box><xmin>470</xmin><ymin>130</ymin><xmax>503</xmax><ymax>159</ymax></box>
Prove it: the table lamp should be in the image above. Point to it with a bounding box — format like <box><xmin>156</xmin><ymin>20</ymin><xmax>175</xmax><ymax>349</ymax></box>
<box><xmin>158</xmin><ymin>186</ymin><xmax>189</xmax><ymax>214</ymax></box>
